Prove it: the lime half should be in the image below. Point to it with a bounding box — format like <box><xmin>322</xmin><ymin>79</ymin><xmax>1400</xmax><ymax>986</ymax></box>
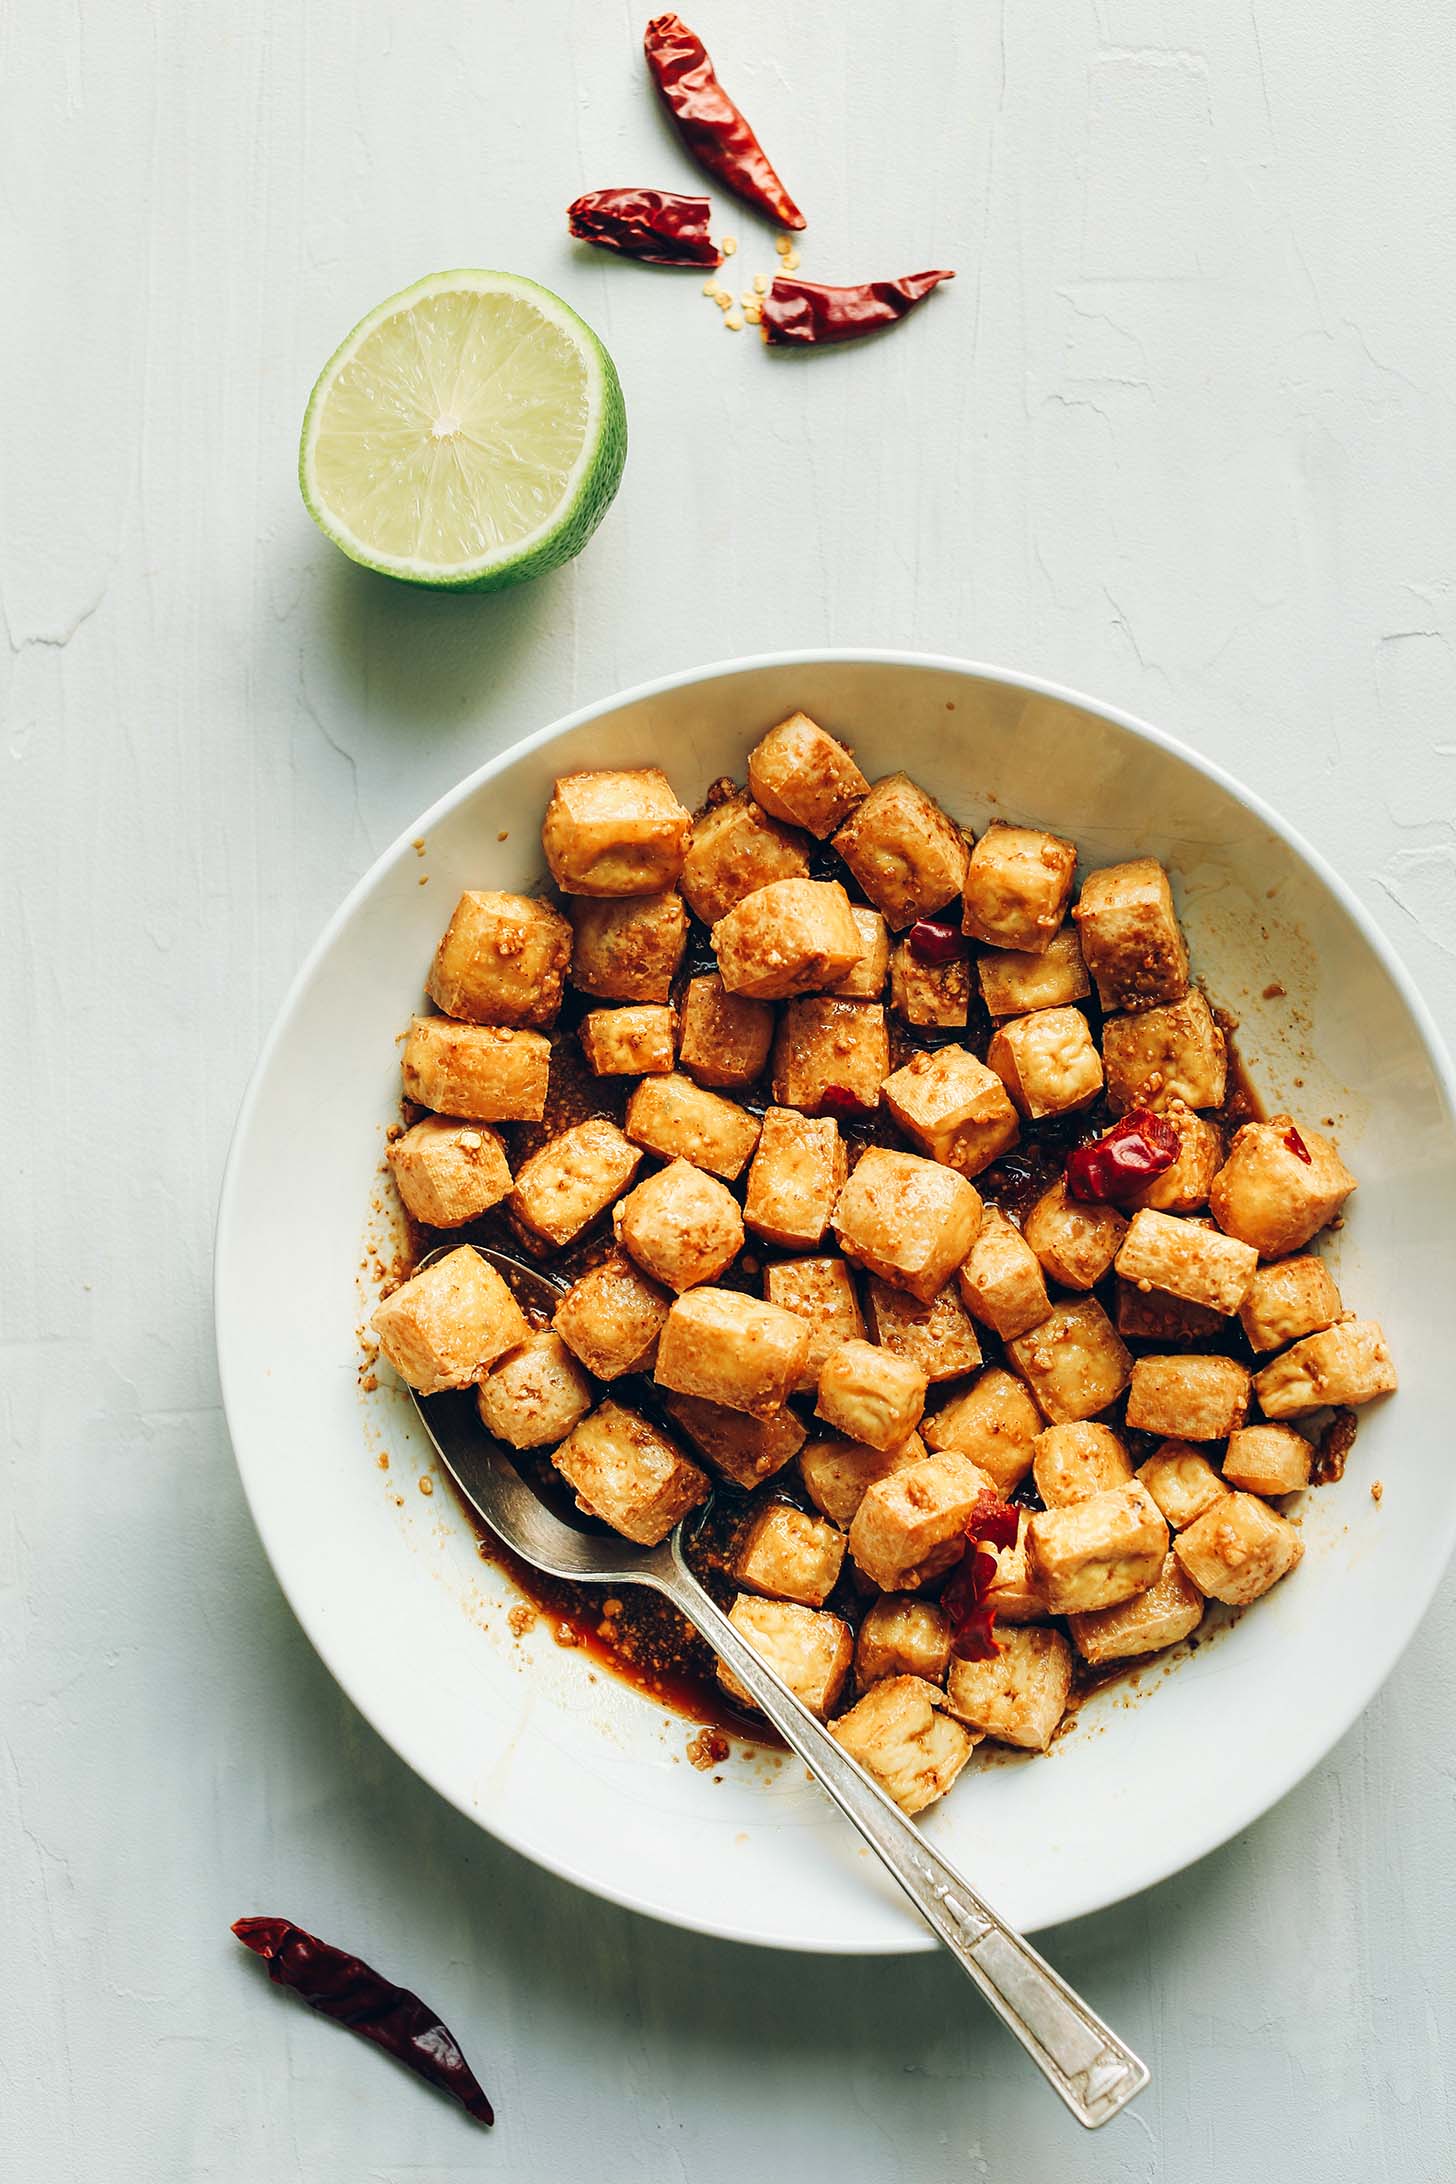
<box><xmin>299</xmin><ymin>270</ymin><xmax>627</xmax><ymax>591</ymax></box>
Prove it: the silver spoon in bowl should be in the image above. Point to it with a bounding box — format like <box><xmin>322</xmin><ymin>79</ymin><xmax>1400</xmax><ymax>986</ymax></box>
<box><xmin>406</xmin><ymin>1241</ymin><xmax>1149</xmax><ymax>2130</ymax></box>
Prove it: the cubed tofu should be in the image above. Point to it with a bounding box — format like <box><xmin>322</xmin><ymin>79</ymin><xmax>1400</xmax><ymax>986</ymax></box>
<box><xmin>1022</xmin><ymin>1178</ymin><xmax>1127</xmax><ymax>1291</ymax></box>
<box><xmin>1115</xmin><ymin>1280</ymin><xmax>1226</xmax><ymax>1345</ymax></box>
<box><xmin>613</xmin><ymin>1158</ymin><xmax>744</xmax><ymax>1291</ymax></box>
<box><xmin>881</xmin><ymin>1045</ymin><xmax>1020</xmax><ymax>1179</ymax></box>
<box><xmin>980</xmin><ymin>1513</ymin><xmax>1049</xmax><ymax>1623</ymax></box>
<box><xmin>552</xmin><ymin>1250</ymin><xmax>672</xmax><ymax>1381</ymax></box>
<box><xmin>568</xmin><ymin>890</ymin><xmax>687</xmax><ymax>1004</ymax></box>
<box><xmin>1209</xmin><ymin>1116</ymin><xmax>1357</xmax><ymax>1258</ymax></box>
<box><xmin>829</xmin><ymin>907</ymin><xmax>890</xmax><ymax>997</ymax></box>
<box><xmin>977</xmin><ymin>924</ymin><xmax>1090</xmax><ymax>1019</ymax></box>
<box><xmin>624</xmin><ymin>1072</ymin><xmax>761</xmax><ymax>1181</ymax></box>
<box><xmin>956</xmin><ymin>1209</ymin><xmax>1051</xmax><ymax>1341</ymax></box>
<box><xmin>855</xmin><ymin>1598</ymin><xmax>952</xmax><ymax>1689</ymax></box>
<box><xmin>1174</xmin><ymin>1493</ymin><xmax>1303</xmax><ymax>1605</ymax></box>
<box><xmin>542</xmin><ymin>767</ymin><xmax>692</xmax><ymax>896</ymax></box>
<box><xmin>509</xmin><ymin>1117</ymin><xmax>642</xmax><ymax>1251</ymax></box>
<box><xmin>771</xmin><ymin>998</ymin><xmax>890</xmax><ymax>1114</ymax></box>
<box><xmin>747</xmin><ymin>711</ymin><xmax>870</xmax><ymax>838</ymax></box>
<box><xmin>1238</xmin><ymin>1255</ymin><xmax>1343</xmax><ymax>1354</ymax></box>
<box><xmin>921</xmin><ymin>1369</ymin><xmax>1040</xmax><ymax>1495</ymax></box>
<box><xmin>1123</xmin><ymin>1105</ymin><xmax>1223</xmax><ymax>1214</ymax></box>
<box><xmin>798</xmin><ymin>1434</ymin><xmax>926</xmax><ymax>1529</ymax></box>
<box><xmin>1125</xmin><ymin>1354</ymin><xmax>1252</xmax><ymax>1439</ymax></box>
<box><xmin>832</xmin><ymin>774</ymin><xmax>971</xmax><ymax>929</ymax></box>
<box><xmin>1032</xmin><ymin>1422</ymin><xmax>1132</xmax><ymax>1508</ymax></box>
<box><xmin>1072</xmin><ymin>857</ymin><xmax>1190</xmax><ymax>1013</ymax></box>
<box><xmin>816</xmin><ymin>1338</ymin><xmax>928</xmax><ymax>1453</ymax></box>
<box><xmin>551</xmin><ymin>1400</ymin><xmax>708</xmax><ymax>1545</ymax></box>
<box><xmin>681</xmin><ymin>791</ymin><xmax>811</xmax><ymax>924</ymax></box>
<box><xmin>889</xmin><ymin>939</ymin><xmax>970</xmax><ymax>1029</ymax></box>
<box><xmin>387</xmin><ymin>1115</ymin><xmax>512</xmax><ymax>1229</ymax></box>
<box><xmin>1025</xmin><ymin>1481</ymin><xmax>1169</xmax><ymax>1614</ymax></box>
<box><xmin>712</xmin><ymin>878</ymin><xmax>864</xmax><ymax>1000</ymax></box>
<box><xmin>1005</xmin><ymin>1299</ymin><xmax>1133</xmax><ymax>1425</ymax></box>
<box><xmin>676</xmin><ymin>974</ymin><xmax>774</xmax><ymax>1090</ymax></box>
<box><xmin>744</xmin><ymin>1108</ymin><xmax>848</xmax><ymax>1249</ymax></box>
<box><xmin>848</xmin><ymin>1450</ymin><xmax>992</xmax><ymax>1591</ymax></box>
<box><xmin>717</xmin><ymin>1596</ymin><xmax>853</xmax><ymax>1717</ymax></box>
<box><xmin>401</xmin><ymin>1016</ymin><xmax>550</xmax><ymax>1122</ymax></box>
<box><xmin>1101</xmin><ymin>990</ymin><xmax>1227</xmax><ymax>1114</ymax></box>
<box><xmin>1114</xmin><ymin>1208</ymin><xmax>1258</xmax><ymax>1316</ymax></box>
<box><xmin>735</xmin><ymin>1503</ymin><xmax>845</xmax><ymax>1607</ymax></box>
<box><xmin>426</xmin><ymin>890</ymin><xmax>572</xmax><ymax>1027</ymax></box>
<box><xmin>987</xmin><ymin>1006</ymin><xmax>1104</xmax><ymax>1121</ymax></box>
<box><xmin>476</xmin><ymin>1331</ymin><xmax>595</xmax><ymax>1449</ymax></box>
<box><xmin>664</xmin><ymin>1392</ymin><xmax>805</xmax><ymax>1488</ymax></box>
<box><xmin>654</xmin><ymin>1287</ymin><xmax>810</xmax><ymax>1418</ymax></box>
<box><xmin>961</xmin><ymin>822</ymin><xmax>1078</xmax><ymax>953</ymax></box>
<box><xmin>1136</xmin><ymin>1442</ymin><xmax>1229</xmax><ymax>1530</ymax></box>
<box><xmin>1068</xmin><ymin>1553</ymin><xmax>1204</xmax><ymax>1664</ymax></box>
<box><xmin>833</xmin><ymin>1676</ymin><xmax>976</xmax><ymax>1814</ymax></box>
<box><xmin>765</xmin><ymin>1256</ymin><xmax>866</xmax><ymax>1391</ymax></box>
<box><xmin>578</xmin><ymin>1004</ymin><xmax>678</xmax><ymax>1077</ymax></box>
<box><xmin>1253</xmin><ymin>1319</ymin><xmax>1397</xmax><ymax>1418</ymax></box>
<box><xmin>832</xmin><ymin>1147</ymin><xmax>984</xmax><ymax>1303</ymax></box>
<box><xmin>1222</xmin><ymin>1423</ymin><xmax>1312</xmax><ymax>1496</ymax></box>
<box><xmin>371</xmin><ymin>1247</ymin><xmax>530</xmax><ymax>1395</ymax></box>
<box><xmin>944</xmin><ymin>1626</ymin><xmax>1073</xmax><ymax>1751</ymax></box>
<box><xmin>864</xmin><ymin>1279</ymin><xmax>982</xmax><ymax>1384</ymax></box>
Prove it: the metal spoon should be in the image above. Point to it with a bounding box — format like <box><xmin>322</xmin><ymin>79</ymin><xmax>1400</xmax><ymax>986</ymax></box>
<box><xmin>408</xmin><ymin>1242</ymin><xmax>1149</xmax><ymax>2130</ymax></box>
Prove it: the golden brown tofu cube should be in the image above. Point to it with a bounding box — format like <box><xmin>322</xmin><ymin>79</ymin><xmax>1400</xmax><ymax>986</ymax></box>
<box><xmin>613</xmin><ymin>1158</ymin><xmax>744</xmax><ymax>1292</ymax></box>
<box><xmin>1209</xmin><ymin>1116</ymin><xmax>1357</xmax><ymax>1258</ymax></box>
<box><xmin>664</xmin><ymin>1392</ymin><xmax>805</xmax><ymax>1488</ymax></box>
<box><xmin>798</xmin><ymin>1434</ymin><xmax>926</xmax><ymax>1529</ymax></box>
<box><xmin>1102</xmin><ymin>990</ymin><xmax>1227</xmax><ymax>1114</ymax></box>
<box><xmin>735</xmin><ymin>1503</ymin><xmax>845</xmax><ymax>1607</ymax></box>
<box><xmin>961</xmin><ymin>822</ymin><xmax>1077</xmax><ymax>953</ymax></box>
<box><xmin>829</xmin><ymin>907</ymin><xmax>890</xmax><ymax>997</ymax></box>
<box><xmin>426</xmin><ymin>890</ymin><xmax>572</xmax><ymax>1028</ymax></box>
<box><xmin>1136</xmin><ymin>1442</ymin><xmax>1228</xmax><ymax>1530</ymax></box>
<box><xmin>1114</xmin><ymin>1208</ymin><xmax>1258</xmax><ymax>1316</ymax></box>
<box><xmin>1068</xmin><ymin>1553</ymin><xmax>1204</xmax><ymax>1664</ymax></box>
<box><xmin>956</xmin><ymin>1209</ymin><xmax>1051</xmax><ymax>1341</ymax></box>
<box><xmin>681</xmin><ymin>791</ymin><xmax>811</xmax><ymax>925</ymax></box>
<box><xmin>712</xmin><ymin>878</ymin><xmax>864</xmax><ymax>1000</ymax></box>
<box><xmin>387</xmin><ymin>1116</ymin><xmax>512</xmax><ymax>1229</ymax></box>
<box><xmin>881</xmin><ymin>1045</ymin><xmax>1020</xmax><ymax>1179</ymax></box>
<box><xmin>1072</xmin><ymin>857</ymin><xmax>1190</xmax><ymax>1012</ymax></box>
<box><xmin>1005</xmin><ymin>1299</ymin><xmax>1133</xmax><ymax>1425</ymax></box>
<box><xmin>771</xmin><ymin>998</ymin><xmax>890</xmax><ymax>1115</ymax></box>
<box><xmin>833</xmin><ymin>1676</ymin><xmax>976</xmax><ymax>1813</ymax></box>
<box><xmin>1174</xmin><ymin>1493</ymin><xmax>1302</xmax><ymax>1605</ymax></box>
<box><xmin>624</xmin><ymin>1072</ymin><xmax>761</xmax><ymax>1182</ymax></box>
<box><xmin>568</xmin><ymin>890</ymin><xmax>687</xmax><ymax>1004</ymax></box>
<box><xmin>509</xmin><ymin>1117</ymin><xmax>642</xmax><ymax>1251</ymax></box>
<box><xmin>1032</xmin><ymin>1422</ymin><xmax>1132</xmax><ymax>1508</ymax></box>
<box><xmin>1115</xmin><ymin>1280</ymin><xmax>1226</xmax><ymax>1346</ymax></box>
<box><xmin>765</xmin><ymin>1255</ymin><xmax>865</xmax><ymax>1391</ymax></box>
<box><xmin>921</xmin><ymin>1369</ymin><xmax>1040</xmax><ymax>1495</ymax></box>
<box><xmin>1022</xmin><ymin>1178</ymin><xmax>1127</xmax><ymax>1291</ymax></box>
<box><xmin>542</xmin><ymin>766</ymin><xmax>691</xmax><ymax>896</ymax></box>
<box><xmin>889</xmin><ymin>939</ymin><xmax>971</xmax><ymax>1028</ymax></box>
<box><xmin>552</xmin><ymin>1250</ymin><xmax>672</xmax><ymax>1381</ymax></box>
<box><xmin>832</xmin><ymin>773</ymin><xmax>971</xmax><ymax>929</ymax></box>
<box><xmin>371</xmin><ymin>1247</ymin><xmax>530</xmax><ymax>1396</ymax></box>
<box><xmin>1253</xmin><ymin>1319</ymin><xmax>1397</xmax><ymax>1418</ymax></box>
<box><xmin>578</xmin><ymin>1004</ymin><xmax>677</xmax><ymax>1077</ymax></box>
<box><xmin>987</xmin><ymin>1006</ymin><xmax>1103</xmax><ymax>1121</ymax></box>
<box><xmin>747</xmin><ymin>711</ymin><xmax>870</xmax><ymax>838</ymax></box>
<box><xmin>977</xmin><ymin>924</ymin><xmax>1090</xmax><ymax>1019</ymax></box>
<box><xmin>980</xmin><ymin>1513</ymin><xmax>1049</xmax><ymax>1623</ymax></box>
<box><xmin>476</xmin><ymin>1331</ymin><xmax>595</xmax><ymax>1450</ymax></box>
<box><xmin>816</xmin><ymin>1338</ymin><xmax>928</xmax><ymax>1453</ymax></box>
<box><xmin>551</xmin><ymin>1400</ymin><xmax>708</xmax><ymax>1544</ymax></box>
<box><xmin>1026</xmin><ymin>1481</ymin><xmax>1169</xmax><ymax>1614</ymax></box>
<box><xmin>1123</xmin><ymin>1106</ymin><xmax>1223</xmax><ymax>1214</ymax></box>
<box><xmin>848</xmin><ymin>1450</ymin><xmax>992</xmax><ymax>1591</ymax></box>
<box><xmin>744</xmin><ymin>1108</ymin><xmax>849</xmax><ymax>1249</ymax></box>
<box><xmin>717</xmin><ymin>1596</ymin><xmax>853</xmax><ymax>1717</ymax></box>
<box><xmin>855</xmin><ymin>1598</ymin><xmax>952</xmax><ymax>1690</ymax></box>
<box><xmin>1125</xmin><ymin>1354</ymin><xmax>1252</xmax><ymax>1440</ymax></box>
<box><xmin>1222</xmin><ymin>1423</ymin><xmax>1312</xmax><ymax>1496</ymax></box>
<box><xmin>676</xmin><ymin>973</ymin><xmax>774</xmax><ymax>1090</ymax></box>
<box><xmin>401</xmin><ymin>1017</ymin><xmax>550</xmax><ymax>1122</ymax></box>
<box><xmin>944</xmin><ymin>1626</ymin><xmax>1073</xmax><ymax>1751</ymax></box>
<box><xmin>654</xmin><ymin>1287</ymin><xmax>810</xmax><ymax>1418</ymax></box>
<box><xmin>1238</xmin><ymin>1255</ymin><xmax>1342</xmax><ymax>1353</ymax></box>
<box><xmin>832</xmin><ymin>1147</ymin><xmax>984</xmax><ymax>1303</ymax></box>
<box><xmin>864</xmin><ymin>1280</ymin><xmax>982</xmax><ymax>1384</ymax></box>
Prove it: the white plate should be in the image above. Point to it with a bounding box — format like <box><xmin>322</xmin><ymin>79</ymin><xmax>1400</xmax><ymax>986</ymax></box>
<box><xmin>215</xmin><ymin>652</ymin><xmax>1456</xmax><ymax>1954</ymax></box>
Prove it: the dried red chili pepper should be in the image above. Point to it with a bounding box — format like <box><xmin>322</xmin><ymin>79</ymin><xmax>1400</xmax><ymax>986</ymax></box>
<box><xmin>761</xmin><ymin>270</ymin><xmax>954</xmax><ymax>348</ymax></box>
<box><xmin>567</xmin><ymin>188</ymin><xmax>722</xmax><ymax>267</ymax></box>
<box><xmin>942</xmin><ymin>1492</ymin><xmax>1020</xmax><ymax>1661</ymax></box>
<box><xmin>907</xmin><ymin>914</ymin><xmax>964</xmax><ymax>965</ymax></box>
<box><xmin>1283</xmin><ymin>1124</ymin><xmax>1313</xmax><ymax>1164</ymax></box>
<box><xmin>644</xmin><ymin>13</ymin><xmax>805</xmax><ymax>230</ymax></box>
<box><xmin>1065</xmin><ymin>1109</ymin><xmax>1180</xmax><ymax>1204</ymax></box>
<box><xmin>232</xmin><ymin>1917</ymin><xmax>494</xmax><ymax>2126</ymax></box>
<box><xmin>818</xmin><ymin>1082</ymin><xmax>873</xmax><ymax>1119</ymax></box>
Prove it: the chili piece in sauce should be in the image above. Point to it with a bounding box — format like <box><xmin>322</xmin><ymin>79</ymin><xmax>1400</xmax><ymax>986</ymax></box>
<box><xmin>906</xmin><ymin>913</ymin><xmax>964</xmax><ymax>964</ymax></box>
<box><xmin>942</xmin><ymin>1493</ymin><xmax>1021</xmax><ymax>1661</ymax></box>
<box><xmin>761</xmin><ymin>270</ymin><xmax>955</xmax><ymax>348</ymax></box>
<box><xmin>1065</xmin><ymin>1110</ymin><xmax>1180</xmax><ymax>1203</ymax></box>
<box><xmin>568</xmin><ymin>188</ymin><xmax>722</xmax><ymax>267</ymax></box>
<box><xmin>644</xmin><ymin>13</ymin><xmax>806</xmax><ymax>230</ymax></box>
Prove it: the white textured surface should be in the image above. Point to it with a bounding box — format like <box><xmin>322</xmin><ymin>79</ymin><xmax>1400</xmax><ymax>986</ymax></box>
<box><xmin>5</xmin><ymin>2</ymin><xmax>1455</xmax><ymax>2176</ymax></box>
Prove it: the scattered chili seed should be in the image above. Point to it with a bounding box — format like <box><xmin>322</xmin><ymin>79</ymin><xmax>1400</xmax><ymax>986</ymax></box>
<box><xmin>761</xmin><ymin>269</ymin><xmax>955</xmax><ymax>347</ymax></box>
<box><xmin>725</xmin><ymin>313</ymin><xmax>743</xmax><ymax>331</ymax></box>
<box><xmin>721</xmin><ymin>235</ymin><xmax>738</xmax><ymax>256</ymax></box>
<box><xmin>701</xmin><ymin>277</ymin><xmax>720</xmax><ymax>296</ymax></box>
<box><xmin>781</xmin><ymin>249</ymin><xmax>801</xmax><ymax>272</ymax></box>
<box><xmin>567</xmin><ymin>187</ymin><xmax>722</xmax><ymax>266</ymax></box>
<box><xmin>644</xmin><ymin>13</ymin><xmax>807</xmax><ymax>229</ymax></box>
<box><xmin>775</xmin><ymin>233</ymin><xmax>793</xmax><ymax>256</ymax></box>
<box><xmin>753</xmin><ymin>271</ymin><xmax>769</xmax><ymax>294</ymax></box>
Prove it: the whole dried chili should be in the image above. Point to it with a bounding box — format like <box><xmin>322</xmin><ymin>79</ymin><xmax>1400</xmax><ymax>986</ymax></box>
<box><xmin>232</xmin><ymin>1917</ymin><xmax>494</xmax><ymax>2126</ymax></box>
<box><xmin>644</xmin><ymin>13</ymin><xmax>806</xmax><ymax>230</ymax></box>
<box><xmin>941</xmin><ymin>1492</ymin><xmax>1021</xmax><ymax>1661</ymax></box>
<box><xmin>568</xmin><ymin>187</ymin><xmax>722</xmax><ymax>267</ymax></box>
<box><xmin>1065</xmin><ymin>1109</ymin><xmax>1180</xmax><ymax>1204</ymax></box>
<box><xmin>761</xmin><ymin>270</ymin><xmax>954</xmax><ymax>348</ymax></box>
<box><xmin>906</xmin><ymin>914</ymin><xmax>964</xmax><ymax>965</ymax></box>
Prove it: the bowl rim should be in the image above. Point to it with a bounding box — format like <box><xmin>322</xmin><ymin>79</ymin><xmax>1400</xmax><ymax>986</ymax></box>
<box><xmin>214</xmin><ymin>647</ymin><xmax>1456</xmax><ymax>1952</ymax></box>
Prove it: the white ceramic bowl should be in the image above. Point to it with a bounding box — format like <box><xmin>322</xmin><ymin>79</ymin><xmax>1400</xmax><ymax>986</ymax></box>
<box><xmin>215</xmin><ymin>652</ymin><xmax>1456</xmax><ymax>1954</ymax></box>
